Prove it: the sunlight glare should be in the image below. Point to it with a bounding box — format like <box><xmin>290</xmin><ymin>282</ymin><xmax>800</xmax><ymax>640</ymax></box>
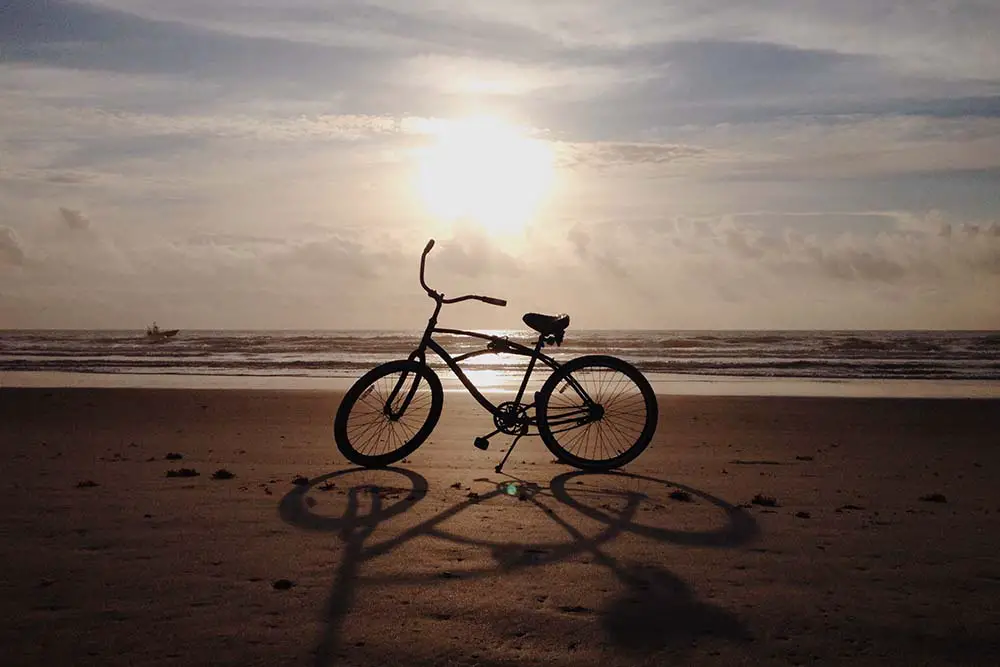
<box><xmin>416</xmin><ymin>117</ymin><xmax>554</xmax><ymax>236</ymax></box>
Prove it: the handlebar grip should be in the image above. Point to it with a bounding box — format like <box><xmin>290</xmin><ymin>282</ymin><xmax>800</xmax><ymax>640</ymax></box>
<box><xmin>423</xmin><ymin>239</ymin><xmax>435</xmax><ymax>255</ymax></box>
<box><xmin>482</xmin><ymin>296</ymin><xmax>507</xmax><ymax>307</ymax></box>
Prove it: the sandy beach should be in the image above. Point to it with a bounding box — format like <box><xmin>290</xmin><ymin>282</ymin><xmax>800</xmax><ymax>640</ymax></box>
<box><xmin>2</xmin><ymin>387</ymin><xmax>999</xmax><ymax>666</ymax></box>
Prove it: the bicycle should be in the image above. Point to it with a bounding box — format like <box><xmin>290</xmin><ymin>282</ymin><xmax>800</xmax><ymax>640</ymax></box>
<box><xmin>333</xmin><ymin>240</ymin><xmax>658</xmax><ymax>472</ymax></box>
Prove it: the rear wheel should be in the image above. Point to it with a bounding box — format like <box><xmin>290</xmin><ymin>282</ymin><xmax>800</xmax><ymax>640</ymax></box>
<box><xmin>536</xmin><ymin>355</ymin><xmax>657</xmax><ymax>470</ymax></box>
<box><xmin>334</xmin><ymin>360</ymin><xmax>443</xmax><ymax>467</ymax></box>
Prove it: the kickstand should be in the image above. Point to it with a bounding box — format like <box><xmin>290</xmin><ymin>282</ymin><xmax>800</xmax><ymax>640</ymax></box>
<box><xmin>494</xmin><ymin>428</ymin><xmax>526</xmax><ymax>474</ymax></box>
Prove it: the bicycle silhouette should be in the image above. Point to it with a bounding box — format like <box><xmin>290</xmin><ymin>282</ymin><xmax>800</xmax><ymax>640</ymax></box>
<box><xmin>334</xmin><ymin>239</ymin><xmax>658</xmax><ymax>472</ymax></box>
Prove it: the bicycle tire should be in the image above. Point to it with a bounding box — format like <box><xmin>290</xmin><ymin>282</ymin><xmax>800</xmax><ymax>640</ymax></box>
<box><xmin>334</xmin><ymin>360</ymin><xmax>443</xmax><ymax>467</ymax></box>
<box><xmin>536</xmin><ymin>355</ymin><xmax>657</xmax><ymax>470</ymax></box>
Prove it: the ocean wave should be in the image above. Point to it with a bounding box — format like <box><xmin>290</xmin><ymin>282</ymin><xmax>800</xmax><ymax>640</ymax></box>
<box><xmin>2</xmin><ymin>329</ymin><xmax>998</xmax><ymax>382</ymax></box>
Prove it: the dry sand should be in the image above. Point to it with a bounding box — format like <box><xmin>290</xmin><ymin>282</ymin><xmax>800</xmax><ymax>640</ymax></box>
<box><xmin>2</xmin><ymin>387</ymin><xmax>999</xmax><ymax>666</ymax></box>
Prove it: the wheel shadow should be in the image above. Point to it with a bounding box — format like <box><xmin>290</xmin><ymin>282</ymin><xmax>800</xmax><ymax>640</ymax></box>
<box><xmin>278</xmin><ymin>468</ymin><xmax>759</xmax><ymax>665</ymax></box>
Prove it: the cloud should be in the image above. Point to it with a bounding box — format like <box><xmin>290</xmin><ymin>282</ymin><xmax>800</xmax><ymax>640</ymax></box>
<box><xmin>566</xmin><ymin>223</ymin><xmax>631</xmax><ymax>280</ymax></box>
<box><xmin>0</xmin><ymin>97</ymin><xmax>404</xmax><ymax>144</ymax></box>
<box><xmin>77</xmin><ymin>1</ymin><xmax>1000</xmax><ymax>80</ymax></box>
<box><xmin>14</xmin><ymin>1</ymin><xmax>997</xmax><ymax>136</ymax></box>
<box><xmin>0</xmin><ymin>226</ymin><xmax>26</xmax><ymax>266</ymax></box>
<box><xmin>392</xmin><ymin>55</ymin><xmax>623</xmax><ymax>96</ymax></box>
<box><xmin>185</xmin><ymin>232</ymin><xmax>290</xmax><ymax>249</ymax></box>
<box><xmin>3</xmin><ymin>204</ymin><xmax>998</xmax><ymax>328</ymax></box>
<box><xmin>266</xmin><ymin>234</ymin><xmax>384</xmax><ymax>280</ymax></box>
<box><xmin>707</xmin><ymin>1</ymin><xmax>1000</xmax><ymax>80</ymax></box>
<box><xmin>2</xmin><ymin>206</ymin><xmax>140</xmax><ymax>282</ymax></box>
<box><xmin>58</xmin><ymin>207</ymin><xmax>91</xmax><ymax>231</ymax></box>
<box><xmin>2</xmin><ymin>0</ymin><xmax>396</xmax><ymax>93</ymax></box>
<box><xmin>70</xmin><ymin>0</ymin><xmax>558</xmax><ymax>59</ymax></box>
<box><xmin>559</xmin><ymin>142</ymin><xmax>707</xmax><ymax>171</ymax></box>
<box><xmin>557</xmin><ymin>211</ymin><xmax>1000</xmax><ymax>327</ymax></box>
<box><xmin>430</xmin><ymin>223</ymin><xmax>520</xmax><ymax>278</ymax></box>
<box><xmin>688</xmin><ymin>213</ymin><xmax>1000</xmax><ymax>285</ymax></box>
<box><xmin>472</xmin><ymin>1</ymin><xmax>1000</xmax><ymax>80</ymax></box>
<box><xmin>686</xmin><ymin>115</ymin><xmax>1000</xmax><ymax>179</ymax></box>
<box><xmin>731</xmin><ymin>212</ymin><xmax>898</xmax><ymax>236</ymax></box>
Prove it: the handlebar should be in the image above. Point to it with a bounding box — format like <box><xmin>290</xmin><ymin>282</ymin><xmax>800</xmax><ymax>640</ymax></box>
<box><xmin>419</xmin><ymin>239</ymin><xmax>435</xmax><ymax>294</ymax></box>
<box><xmin>419</xmin><ymin>238</ymin><xmax>507</xmax><ymax>308</ymax></box>
<box><xmin>441</xmin><ymin>294</ymin><xmax>508</xmax><ymax>306</ymax></box>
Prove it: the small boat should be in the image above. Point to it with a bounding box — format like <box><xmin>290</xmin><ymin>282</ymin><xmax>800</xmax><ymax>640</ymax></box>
<box><xmin>145</xmin><ymin>322</ymin><xmax>180</xmax><ymax>341</ymax></box>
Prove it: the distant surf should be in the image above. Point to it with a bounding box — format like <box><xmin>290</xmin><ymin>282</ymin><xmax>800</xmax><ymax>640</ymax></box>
<box><xmin>1</xmin><ymin>329</ymin><xmax>997</xmax><ymax>382</ymax></box>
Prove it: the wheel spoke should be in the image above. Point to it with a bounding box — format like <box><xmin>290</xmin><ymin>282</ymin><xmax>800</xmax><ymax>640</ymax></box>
<box><xmin>541</xmin><ymin>358</ymin><xmax>656</xmax><ymax>468</ymax></box>
<box><xmin>337</xmin><ymin>363</ymin><xmax>440</xmax><ymax>464</ymax></box>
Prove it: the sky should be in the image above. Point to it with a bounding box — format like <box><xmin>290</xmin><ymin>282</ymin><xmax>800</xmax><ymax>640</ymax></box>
<box><xmin>2</xmin><ymin>0</ymin><xmax>999</xmax><ymax>330</ymax></box>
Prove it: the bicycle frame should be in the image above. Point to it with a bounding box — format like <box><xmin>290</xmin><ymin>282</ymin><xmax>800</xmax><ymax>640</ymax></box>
<box><xmin>381</xmin><ymin>238</ymin><xmax>594</xmax><ymax>442</ymax></box>
<box><xmin>410</xmin><ymin>319</ymin><xmax>563</xmax><ymax>431</ymax></box>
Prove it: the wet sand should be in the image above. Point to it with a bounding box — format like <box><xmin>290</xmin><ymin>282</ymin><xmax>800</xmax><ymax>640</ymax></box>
<box><xmin>2</xmin><ymin>387</ymin><xmax>999</xmax><ymax>666</ymax></box>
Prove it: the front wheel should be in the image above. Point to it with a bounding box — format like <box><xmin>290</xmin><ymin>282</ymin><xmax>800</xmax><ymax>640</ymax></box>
<box><xmin>536</xmin><ymin>355</ymin><xmax>658</xmax><ymax>471</ymax></box>
<box><xmin>334</xmin><ymin>360</ymin><xmax>443</xmax><ymax>467</ymax></box>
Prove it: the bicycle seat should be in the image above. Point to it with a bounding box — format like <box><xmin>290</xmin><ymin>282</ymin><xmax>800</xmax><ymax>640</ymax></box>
<box><xmin>522</xmin><ymin>312</ymin><xmax>570</xmax><ymax>337</ymax></box>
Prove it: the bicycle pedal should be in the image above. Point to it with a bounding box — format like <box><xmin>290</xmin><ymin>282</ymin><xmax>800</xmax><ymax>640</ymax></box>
<box><xmin>473</xmin><ymin>437</ymin><xmax>490</xmax><ymax>451</ymax></box>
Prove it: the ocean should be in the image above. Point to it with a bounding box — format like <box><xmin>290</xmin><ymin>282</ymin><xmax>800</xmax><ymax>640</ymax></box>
<box><xmin>1</xmin><ymin>330</ymin><xmax>998</xmax><ymax>397</ymax></box>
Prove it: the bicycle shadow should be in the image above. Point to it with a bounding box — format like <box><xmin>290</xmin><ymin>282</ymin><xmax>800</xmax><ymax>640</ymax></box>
<box><xmin>278</xmin><ymin>468</ymin><xmax>758</xmax><ymax>665</ymax></box>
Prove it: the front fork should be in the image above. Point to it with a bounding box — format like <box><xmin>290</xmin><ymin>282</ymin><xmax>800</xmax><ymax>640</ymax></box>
<box><xmin>384</xmin><ymin>307</ymin><xmax>443</xmax><ymax>419</ymax></box>
<box><xmin>378</xmin><ymin>352</ymin><xmax>427</xmax><ymax>420</ymax></box>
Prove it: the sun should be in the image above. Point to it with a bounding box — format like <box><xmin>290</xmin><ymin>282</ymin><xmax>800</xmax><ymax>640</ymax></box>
<box><xmin>415</xmin><ymin>117</ymin><xmax>554</xmax><ymax>236</ymax></box>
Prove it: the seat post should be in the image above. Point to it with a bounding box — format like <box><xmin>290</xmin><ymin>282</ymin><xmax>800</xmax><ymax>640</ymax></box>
<box><xmin>512</xmin><ymin>336</ymin><xmax>545</xmax><ymax>406</ymax></box>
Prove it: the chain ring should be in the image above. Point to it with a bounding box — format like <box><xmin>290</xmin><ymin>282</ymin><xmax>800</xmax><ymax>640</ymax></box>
<box><xmin>493</xmin><ymin>401</ymin><xmax>529</xmax><ymax>435</ymax></box>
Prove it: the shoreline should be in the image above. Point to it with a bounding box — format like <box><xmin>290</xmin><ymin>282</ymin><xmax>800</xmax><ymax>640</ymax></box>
<box><xmin>3</xmin><ymin>369</ymin><xmax>999</xmax><ymax>398</ymax></box>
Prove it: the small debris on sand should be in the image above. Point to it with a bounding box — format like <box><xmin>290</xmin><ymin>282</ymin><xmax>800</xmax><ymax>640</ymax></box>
<box><xmin>836</xmin><ymin>504</ymin><xmax>865</xmax><ymax>512</ymax></box>
<box><xmin>751</xmin><ymin>494</ymin><xmax>779</xmax><ymax>507</ymax></box>
<box><xmin>165</xmin><ymin>468</ymin><xmax>200</xmax><ymax>478</ymax></box>
<box><xmin>558</xmin><ymin>605</ymin><xmax>592</xmax><ymax>614</ymax></box>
